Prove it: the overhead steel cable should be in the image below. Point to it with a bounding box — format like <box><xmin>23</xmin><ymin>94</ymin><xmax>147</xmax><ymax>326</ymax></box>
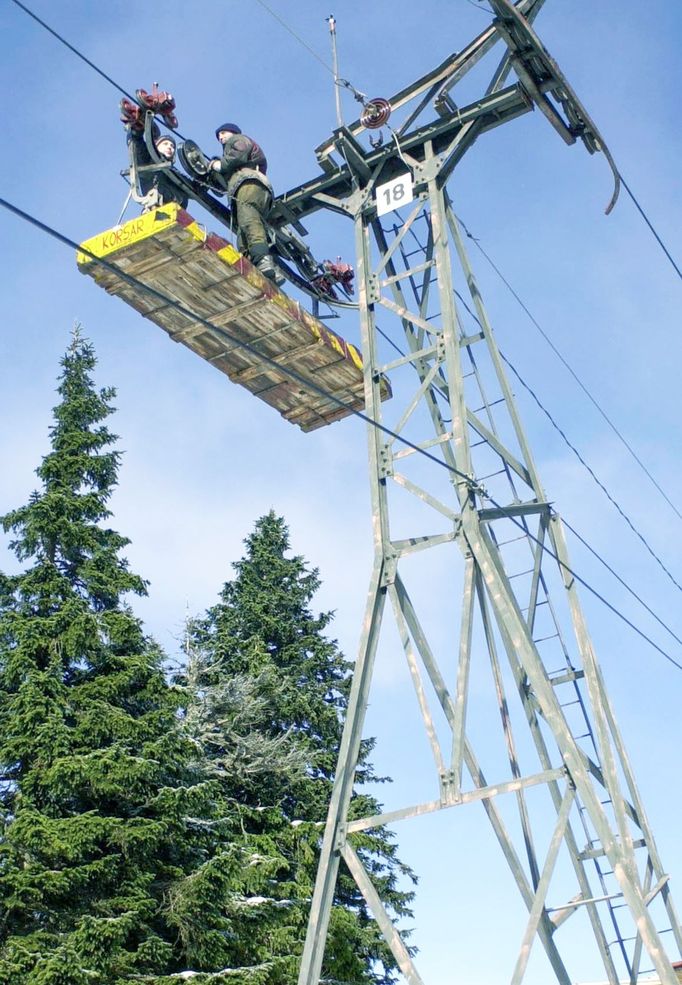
<box><xmin>15</xmin><ymin>0</ymin><xmax>681</xmax><ymax>532</ymax></box>
<box><xmin>8</xmin><ymin>0</ymin><xmax>187</xmax><ymax>141</ymax></box>
<box><xmin>448</xmin><ymin>276</ymin><xmax>682</xmax><ymax>597</ymax></box>
<box><xmin>456</xmin><ymin>215</ymin><xmax>682</xmax><ymax>524</ymax></box>
<box><xmin>619</xmin><ymin>173</ymin><xmax>682</xmax><ymax>283</ymax></box>
<box><xmin>452</xmin><ymin>282</ymin><xmax>682</xmax><ymax>601</ymax></box>
<box><xmin>251</xmin><ymin>0</ymin><xmax>371</xmax><ymax>115</ymax></box>
<box><xmin>250</xmin><ymin>0</ymin><xmax>370</xmax><ymax>105</ymax></box>
<box><xmin>380</xmin><ymin>275</ymin><xmax>682</xmax><ymax>645</ymax></box>
<box><xmin>500</xmin><ymin>351</ymin><xmax>682</xmax><ymax>595</ymax></box>
<box><xmin>560</xmin><ymin>517</ymin><xmax>682</xmax><ymax>652</ymax></box>
<box><xmin>2</xmin><ymin>194</ymin><xmax>681</xmax><ymax>673</ymax></box>
<box><xmin>9</xmin><ymin>0</ymin><xmax>136</xmax><ymax>103</ymax></box>
<box><xmin>252</xmin><ymin>0</ymin><xmax>336</xmax><ymax>76</ymax></box>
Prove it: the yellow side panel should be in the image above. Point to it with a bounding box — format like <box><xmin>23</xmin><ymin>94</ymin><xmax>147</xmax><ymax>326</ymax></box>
<box><xmin>76</xmin><ymin>204</ymin><xmax>183</xmax><ymax>265</ymax></box>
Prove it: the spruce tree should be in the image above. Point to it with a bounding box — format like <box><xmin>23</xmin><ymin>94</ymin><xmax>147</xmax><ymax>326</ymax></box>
<box><xmin>169</xmin><ymin>632</ymin><xmax>308</xmax><ymax>984</ymax></box>
<box><xmin>0</xmin><ymin>329</ymin><xmax>215</xmax><ymax>985</ymax></box>
<box><xmin>189</xmin><ymin>513</ymin><xmax>415</xmax><ymax>985</ymax></box>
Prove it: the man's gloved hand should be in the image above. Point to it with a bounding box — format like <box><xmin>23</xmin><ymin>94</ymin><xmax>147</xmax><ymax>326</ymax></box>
<box><xmin>209</xmin><ymin>159</ymin><xmax>222</xmax><ymax>173</ymax></box>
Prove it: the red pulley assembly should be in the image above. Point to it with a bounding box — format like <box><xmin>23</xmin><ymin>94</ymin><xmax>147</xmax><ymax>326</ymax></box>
<box><xmin>312</xmin><ymin>259</ymin><xmax>355</xmax><ymax>300</ymax></box>
<box><xmin>120</xmin><ymin>98</ymin><xmax>144</xmax><ymax>130</ymax></box>
<box><xmin>136</xmin><ymin>86</ymin><xmax>178</xmax><ymax>128</ymax></box>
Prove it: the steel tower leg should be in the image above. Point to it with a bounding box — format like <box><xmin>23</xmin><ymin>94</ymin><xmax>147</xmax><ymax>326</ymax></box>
<box><xmin>297</xmin><ymin>146</ymin><xmax>680</xmax><ymax>985</ymax></box>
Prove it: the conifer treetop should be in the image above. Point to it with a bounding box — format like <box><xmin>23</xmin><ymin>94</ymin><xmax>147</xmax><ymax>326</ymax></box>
<box><xmin>0</xmin><ymin>329</ymin><xmax>212</xmax><ymax>985</ymax></box>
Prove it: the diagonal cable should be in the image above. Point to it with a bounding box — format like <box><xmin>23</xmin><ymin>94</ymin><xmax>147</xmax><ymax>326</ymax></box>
<box><xmin>456</xmin><ymin>215</ymin><xmax>682</xmax><ymax>524</ymax></box>
<box><xmin>10</xmin><ymin>0</ymin><xmax>136</xmax><ymax>102</ymax></box>
<box><xmin>500</xmin><ymin>351</ymin><xmax>682</xmax><ymax>595</ymax></box>
<box><xmin>1</xmin><ymin>194</ymin><xmax>681</xmax><ymax>673</ymax></box>
<box><xmin>451</xmin><ymin>283</ymin><xmax>682</xmax><ymax>597</ymax></box>
<box><xmin>619</xmin><ymin>173</ymin><xmax>682</xmax><ymax>282</ymax></box>
<box><xmin>9</xmin><ymin>0</ymin><xmax>187</xmax><ymax>140</ymax></box>
<box><xmin>560</xmin><ymin>517</ymin><xmax>682</xmax><ymax>651</ymax></box>
<box><xmin>252</xmin><ymin>0</ymin><xmax>335</xmax><ymax>75</ymax></box>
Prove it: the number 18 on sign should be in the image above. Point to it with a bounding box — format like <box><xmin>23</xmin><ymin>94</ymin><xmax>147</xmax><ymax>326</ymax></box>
<box><xmin>376</xmin><ymin>173</ymin><xmax>414</xmax><ymax>216</ymax></box>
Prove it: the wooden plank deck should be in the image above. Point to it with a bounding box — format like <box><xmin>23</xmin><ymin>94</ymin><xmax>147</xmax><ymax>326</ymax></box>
<box><xmin>76</xmin><ymin>204</ymin><xmax>390</xmax><ymax>431</ymax></box>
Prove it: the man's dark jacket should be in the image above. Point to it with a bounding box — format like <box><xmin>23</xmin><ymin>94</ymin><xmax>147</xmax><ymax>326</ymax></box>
<box><xmin>217</xmin><ymin>134</ymin><xmax>272</xmax><ymax>200</ymax></box>
<box><xmin>128</xmin><ymin>131</ymin><xmax>188</xmax><ymax>208</ymax></box>
<box><xmin>217</xmin><ymin>133</ymin><xmax>268</xmax><ymax>180</ymax></box>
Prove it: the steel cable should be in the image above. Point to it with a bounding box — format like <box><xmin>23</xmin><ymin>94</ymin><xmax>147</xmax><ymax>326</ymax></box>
<box><xmin>456</xmin><ymin>215</ymin><xmax>682</xmax><ymax>524</ymax></box>
<box><xmin>14</xmin><ymin>0</ymin><xmax>682</xmax><ymax>533</ymax></box>
<box><xmin>10</xmin><ymin>0</ymin><xmax>136</xmax><ymax>102</ymax></box>
<box><xmin>8</xmin><ymin>0</ymin><xmax>188</xmax><ymax>140</ymax></box>
<box><xmin>2</xmin><ymin>193</ymin><xmax>681</xmax><ymax>673</ymax></box>
<box><xmin>619</xmin><ymin>173</ymin><xmax>682</xmax><ymax>282</ymax></box>
<box><xmin>448</xmin><ymin>279</ymin><xmax>682</xmax><ymax>598</ymax></box>
<box><xmin>500</xmin><ymin>352</ymin><xmax>682</xmax><ymax>595</ymax></box>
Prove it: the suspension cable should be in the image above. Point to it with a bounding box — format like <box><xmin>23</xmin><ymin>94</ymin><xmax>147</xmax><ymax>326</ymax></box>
<box><xmin>500</xmin><ymin>351</ymin><xmax>682</xmax><ymax>595</ymax></box>
<box><xmin>8</xmin><ymin>0</ymin><xmax>187</xmax><ymax>140</ymax></box>
<box><xmin>619</xmin><ymin>173</ymin><xmax>682</xmax><ymax>282</ymax></box>
<box><xmin>9</xmin><ymin>0</ymin><xmax>136</xmax><ymax>103</ymax></box>
<box><xmin>12</xmin><ymin>0</ymin><xmax>680</xmax><ymax>530</ymax></box>
<box><xmin>252</xmin><ymin>0</ymin><xmax>336</xmax><ymax>76</ymax></box>
<box><xmin>448</xmin><ymin>275</ymin><xmax>682</xmax><ymax>597</ymax></box>
<box><xmin>2</xmin><ymin>193</ymin><xmax>681</xmax><ymax>673</ymax></box>
<box><xmin>560</xmin><ymin>517</ymin><xmax>682</xmax><ymax>651</ymax></box>
<box><xmin>456</xmin><ymin>215</ymin><xmax>682</xmax><ymax>524</ymax></box>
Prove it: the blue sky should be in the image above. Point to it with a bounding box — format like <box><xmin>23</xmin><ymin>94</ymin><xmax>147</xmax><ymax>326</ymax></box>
<box><xmin>1</xmin><ymin>2</ymin><xmax>681</xmax><ymax>982</ymax></box>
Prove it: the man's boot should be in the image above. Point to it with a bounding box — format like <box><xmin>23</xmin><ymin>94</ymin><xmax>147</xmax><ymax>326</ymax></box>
<box><xmin>255</xmin><ymin>254</ymin><xmax>284</xmax><ymax>286</ymax></box>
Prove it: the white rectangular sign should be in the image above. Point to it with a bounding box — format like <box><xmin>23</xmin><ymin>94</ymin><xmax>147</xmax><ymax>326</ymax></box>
<box><xmin>376</xmin><ymin>173</ymin><xmax>414</xmax><ymax>216</ymax></box>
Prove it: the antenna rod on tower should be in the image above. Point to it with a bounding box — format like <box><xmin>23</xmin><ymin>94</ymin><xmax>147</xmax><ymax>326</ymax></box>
<box><xmin>326</xmin><ymin>14</ymin><xmax>344</xmax><ymax>129</ymax></box>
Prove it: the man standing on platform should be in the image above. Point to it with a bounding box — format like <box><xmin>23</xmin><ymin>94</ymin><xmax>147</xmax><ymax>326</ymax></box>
<box><xmin>209</xmin><ymin>123</ymin><xmax>283</xmax><ymax>284</ymax></box>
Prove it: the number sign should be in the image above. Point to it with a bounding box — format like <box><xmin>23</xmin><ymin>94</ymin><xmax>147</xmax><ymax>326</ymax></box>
<box><xmin>376</xmin><ymin>173</ymin><xmax>414</xmax><ymax>216</ymax></box>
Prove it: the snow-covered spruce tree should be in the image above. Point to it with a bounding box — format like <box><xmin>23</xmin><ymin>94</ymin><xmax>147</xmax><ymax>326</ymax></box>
<box><xmin>0</xmin><ymin>329</ymin><xmax>222</xmax><ymax>985</ymax></box>
<box><xmin>189</xmin><ymin>512</ymin><xmax>415</xmax><ymax>985</ymax></box>
<box><xmin>168</xmin><ymin>630</ymin><xmax>308</xmax><ymax>984</ymax></box>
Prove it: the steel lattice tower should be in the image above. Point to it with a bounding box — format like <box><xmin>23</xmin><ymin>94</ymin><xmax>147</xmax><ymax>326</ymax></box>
<box><xmin>268</xmin><ymin>2</ymin><xmax>682</xmax><ymax>983</ymax></box>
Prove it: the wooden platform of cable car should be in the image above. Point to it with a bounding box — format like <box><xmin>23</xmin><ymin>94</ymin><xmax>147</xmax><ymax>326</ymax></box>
<box><xmin>76</xmin><ymin>203</ymin><xmax>389</xmax><ymax>431</ymax></box>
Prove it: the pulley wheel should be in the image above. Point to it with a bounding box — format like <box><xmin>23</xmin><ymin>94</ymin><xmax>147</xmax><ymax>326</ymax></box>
<box><xmin>178</xmin><ymin>138</ymin><xmax>210</xmax><ymax>177</ymax></box>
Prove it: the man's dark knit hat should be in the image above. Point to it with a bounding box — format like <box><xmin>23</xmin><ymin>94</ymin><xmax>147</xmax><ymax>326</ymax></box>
<box><xmin>215</xmin><ymin>123</ymin><xmax>242</xmax><ymax>137</ymax></box>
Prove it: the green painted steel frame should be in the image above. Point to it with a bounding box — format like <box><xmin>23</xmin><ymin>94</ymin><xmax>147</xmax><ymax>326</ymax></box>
<box><xmin>294</xmin><ymin>5</ymin><xmax>681</xmax><ymax>984</ymax></box>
